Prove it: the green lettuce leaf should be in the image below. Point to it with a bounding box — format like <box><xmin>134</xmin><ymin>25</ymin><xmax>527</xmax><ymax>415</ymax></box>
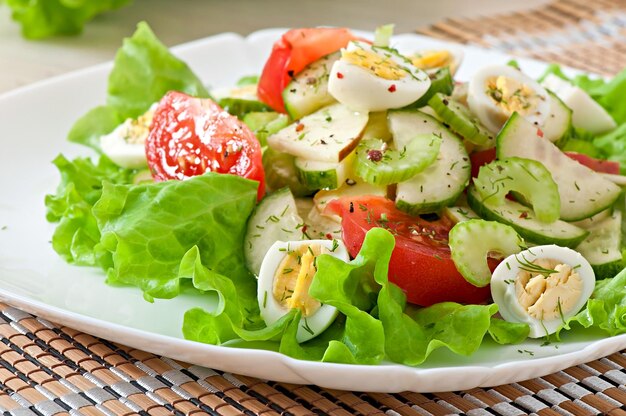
<box><xmin>92</xmin><ymin>173</ymin><xmax>257</xmax><ymax>300</ymax></box>
<box><xmin>182</xmin><ymin>250</ymin><xmax>297</xmax><ymax>346</ymax></box>
<box><xmin>592</xmin><ymin>124</ymin><xmax>626</xmax><ymax>175</ymax></box>
<box><xmin>181</xmin><ymin>246</ymin><xmax>294</xmax><ymax>345</ymax></box>
<box><xmin>69</xmin><ymin>22</ymin><xmax>209</xmax><ymax>150</ymax></box>
<box><xmin>6</xmin><ymin>0</ymin><xmax>132</xmax><ymax>40</ymax></box>
<box><xmin>67</xmin><ymin>106</ymin><xmax>123</xmax><ymax>151</ymax></box>
<box><xmin>488</xmin><ymin>318</ymin><xmax>531</xmax><ymax>344</ymax></box>
<box><xmin>44</xmin><ymin>154</ymin><xmax>135</xmax><ymax>266</ymax></box>
<box><xmin>563</xmin><ymin>268</ymin><xmax>626</xmax><ymax>336</ymax></box>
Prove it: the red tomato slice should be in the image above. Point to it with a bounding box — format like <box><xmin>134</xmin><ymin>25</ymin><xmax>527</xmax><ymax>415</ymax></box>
<box><xmin>564</xmin><ymin>152</ymin><xmax>620</xmax><ymax>175</ymax></box>
<box><xmin>257</xmin><ymin>28</ymin><xmax>356</xmax><ymax>113</ymax></box>
<box><xmin>145</xmin><ymin>91</ymin><xmax>265</xmax><ymax>199</ymax></box>
<box><xmin>469</xmin><ymin>148</ymin><xmax>496</xmax><ymax>178</ymax></box>
<box><xmin>469</xmin><ymin>148</ymin><xmax>620</xmax><ymax>176</ymax></box>
<box><xmin>327</xmin><ymin>196</ymin><xmax>492</xmax><ymax>306</ymax></box>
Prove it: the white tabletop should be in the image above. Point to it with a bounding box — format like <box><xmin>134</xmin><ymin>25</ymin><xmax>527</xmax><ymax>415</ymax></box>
<box><xmin>0</xmin><ymin>0</ymin><xmax>548</xmax><ymax>94</ymax></box>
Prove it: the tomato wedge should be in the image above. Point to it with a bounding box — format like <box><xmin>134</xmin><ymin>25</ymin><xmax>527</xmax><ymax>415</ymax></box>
<box><xmin>257</xmin><ymin>27</ymin><xmax>356</xmax><ymax>113</ymax></box>
<box><xmin>145</xmin><ymin>91</ymin><xmax>265</xmax><ymax>199</ymax></box>
<box><xmin>327</xmin><ymin>196</ymin><xmax>492</xmax><ymax>306</ymax></box>
<box><xmin>564</xmin><ymin>152</ymin><xmax>620</xmax><ymax>175</ymax></box>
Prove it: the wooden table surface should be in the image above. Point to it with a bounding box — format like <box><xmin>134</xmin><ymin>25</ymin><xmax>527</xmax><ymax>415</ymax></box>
<box><xmin>0</xmin><ymin>0</ymin><xmax>550</xmax><ymax>94</ymax></box>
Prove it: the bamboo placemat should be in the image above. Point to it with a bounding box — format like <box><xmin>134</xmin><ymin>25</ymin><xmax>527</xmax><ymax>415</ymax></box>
<box><xmin>0</xmin><ymin>303</ymin><xmax>624</xmax><ymax>415</ymax></box>
<box><xmin>416</xmin><ymin>0</ymin><xmax>626</xmax><ymax>76</ymax></box>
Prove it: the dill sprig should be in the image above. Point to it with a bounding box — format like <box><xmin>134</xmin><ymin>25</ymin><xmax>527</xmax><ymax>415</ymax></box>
<box><xmin>515</xmin><ymin>253</ymin><xmax>557</xmax><ymax>276</ymax></box>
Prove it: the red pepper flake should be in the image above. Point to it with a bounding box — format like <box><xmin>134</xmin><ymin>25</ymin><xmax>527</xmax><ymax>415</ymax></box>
<box><xmin>537</xmin><ymin>128</ymin><xmax>544</xmax><ymax>138</ymax></box>
<box><xmin>295</xmin><ymin>123</ymin><xmax>305</xmax><ymax>132</ymax></box>
<box><xmin>519</xmin><ymin>211</ymin><xmax>529</xmax><ymax>219</ymax></box>
<box><xmin>337</xmin><ymin>72</ymin><xmax>344</xmax><ymax>79</ymax></box>
<box><xmin>325</xmin><ymin>233</ymin><xmax>333</xmax><ymax>240</ymax></box>
<box><xmin>388</xmin><ymin>84</ymin><xmax>396</xmax><ymax>93</ymax></box>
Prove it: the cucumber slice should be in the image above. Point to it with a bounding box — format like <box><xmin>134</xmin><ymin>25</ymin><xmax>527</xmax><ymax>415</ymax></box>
<box><xmin>542</xmin><ymin>91</ymin><xmax>572</xmax><ymax>146</ymax></box>
<box><xmin>575</xmin><ymin>210</ymin><xmax>624</xmax><ymax>279</ymax></box>
<box><xmin>354</xmin><ymin>135</ymin><xmax>441</xmax><ymax>186</ymax></box>
<box><xmin>467</xmin><ymin>186</ymin><xmax>589</xmax><ymax>247</ymax></box>
<box><xmin>474</xmin><ymin>157</ymin><xmax>560</xmax><ymax>223</ymax></box>
<box><xmin>244</xmin><ymin>188</ymin><xmax>305</xmax><ymax>276</ymax></box>
<box><xmin>267</xmin><ymin>103</ymin><xmax>369</xmax><ymax>163</ymax></box>
<box><xmin>497</xmin><ymin>112</ymin><xmax>621</xmax><ymax>221</ymax></box>
<box><xmin>243</xmin><ymin>112</ymin><xmax>282</xmax><ymax>131</ymax></box>
<box><xmin>294</xmin><ymin>156</ymin><xmax>351</xmax><ymax>190</ymax></box>
<box><xmin>218</xmin><ymin>97</ymin><xmax>271</xmax><ymax>119</ymax></box>
<box><xmin>405</xmin><ymin>67</ymin><xmax>454</xmax><ymax>109</ymax></box>
<box><xmin>243</xmin><ymin>112</ymin><xmax>290</xmax><ymax>146</ymax></box>
<box><xmin>428</xmin><ymin>93</ymin><xmax>494</xmax><ymax>146</ymax></box>
<box><xmin>449</xmin><ymin>219</ymin><xmax>524</xmax><ymax>287</ymax></box>
<box><xmin>263</xmin><ymin>148</ymin><xmax>313</xmax><ymax>197</ymax></box>
<box><xmin>389</xmin><ymin>110</ymin><xmax>471</xmax><ymax>214</ymax></box>
<box><xmin>443</xmin><ymin>206</ymin><xmax>480</xmax><ymax>224</ymax></box>
<box><xmin>283</xmin><ymin>52</ymin><xmax>339</xmax><ymax>120</ymax></box>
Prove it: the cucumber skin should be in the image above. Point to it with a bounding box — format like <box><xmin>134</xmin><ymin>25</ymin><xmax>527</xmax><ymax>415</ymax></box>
<box><xmin>467</xmin><ymin>186</ymin><xmax>589</xmax><ymax>248</ymax></box>
<box><xmin>396</xmin><ymin>192</ymin><xmax>462</xmax><ymax>216</ymax></box>
<box><xmin>404</xmin><ymin>67</ymin><xmax>453</xmax><ymax>109</ymax></box>
<box><xmin>218</xmin><ymin>97</ymin><xmax>271</xmax><ymax>118</ymax></box>
<box><xmin>296</xmin><ymin>167</ymin><xmax>338</xmax><ymax>190</ymax></box>
<box><xmin>592</xmin><ymin>258</ymin><xmax>626</xmax><ymax>280</ymax></box>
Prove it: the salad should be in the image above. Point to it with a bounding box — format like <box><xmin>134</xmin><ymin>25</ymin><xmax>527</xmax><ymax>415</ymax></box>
<box><xmin>45</xmin><ymin>22</ymin><xmax>626</xmax><ymax>366</ymax></box>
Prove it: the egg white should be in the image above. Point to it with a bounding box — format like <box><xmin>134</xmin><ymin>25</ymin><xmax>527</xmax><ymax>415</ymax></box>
<box><xmin>100</xmin><ymin>103</ymin><xmax>156</xmax><ymax>169</ymax></box>
<box><xmin>491</xmin><ymin>245</ymin><xmax>595</xmax><ymax>338</ymax></box>
<box><xmin>542</xmin><ymin>74</ymin><xmax>617</xmax><ymax>134</ymax></box>
<box><xmin>468</xmin><ymin>64</ymin><xmax>550</xmax><ymax>133</ymax></box>
<box><xmin>257</xmin><ymin>239</ymin><xmax>349</xmax><ymax>343</ymax></box>
<box><xmin>328</xmin><ymin>41</ymin><xmax>430</xmax><ymax>112</ymax></box>
<box><xmin>100</xmin><ymin>122</ymin><xmax>148</xmax><ymax>169</ymax></box>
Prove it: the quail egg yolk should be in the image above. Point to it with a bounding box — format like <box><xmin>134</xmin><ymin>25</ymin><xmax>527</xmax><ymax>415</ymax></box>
<box><xmin>121</xmin><ymin>109</ymin><xmax>154</xmax><ymax>144</ymax></box>
<box><xmin>486</xmin><ymin>76</ymin><xmax>541</xmax><ymax>117</ymax></box>
<box><xmin>515</xmin><ymin>258</ymin><xmax>583</xmax><ymax>320</ymax></box>
<box><xmin>342</xmin><ymin>48</ymin><xmax>407</xmax><ymax>80</ymax></box>
<box><xmin>412</xmin><ymin>50</ymin><xmax>453</xmax><ymax>71</ymax></box>
<box><xmin>273</xmin><ymin>244</ymin><xmax>326</xmax><ymax>317</ymax></box>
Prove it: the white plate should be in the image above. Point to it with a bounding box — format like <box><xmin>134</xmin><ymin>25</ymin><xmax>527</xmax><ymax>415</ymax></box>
<box><xmin>0</xmin><ymin>29</ymin><xmax>624</xmax><ymax>393</ymax></box>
